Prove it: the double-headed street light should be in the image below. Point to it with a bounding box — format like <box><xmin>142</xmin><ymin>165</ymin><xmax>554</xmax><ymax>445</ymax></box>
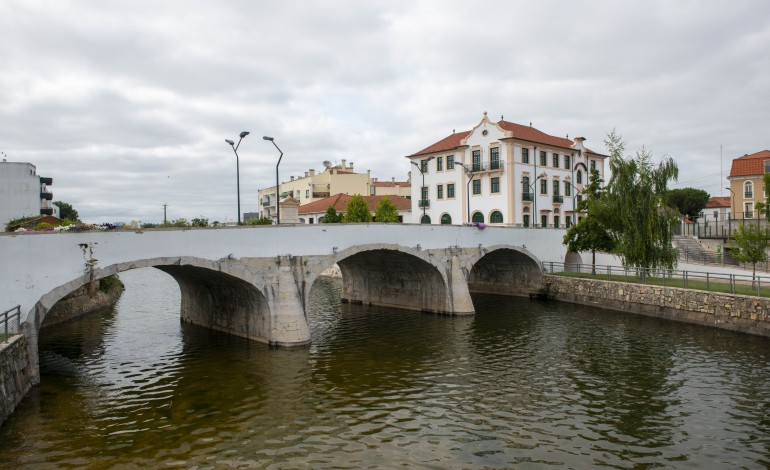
<box><xmin>460</xmin><ymin>163</ymin><xmax>477</xmax><ymax>223</ymax></box>
<box><xmin>263</xmin><ymin>136</ymin><xmax>283</xmax><ymax>225</ymax></box>
<box><xmin>411</xmin><ymin>156</ymin><xmax>435</xmax><ymax>223</ymax></box>
<box><xmin>225</xmin><ymin>131</ymin><xmax>250</xmax><ymax>225</ymax></box>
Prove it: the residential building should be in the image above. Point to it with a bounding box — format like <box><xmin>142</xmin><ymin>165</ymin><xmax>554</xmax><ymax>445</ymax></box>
<box><xmin>257</xmin><ymin>160</ymin><xmax>370</xmax><ymax>220</ymax></box>
<box><xmin>0</xmin><ymin>160</ymin><xmax>58</xmax><ymax>228</ymax></box>
<box><xmin>298</xmin><ymin>194</ymin><xmax>412</xmax><ymax>224</ymax></box>
<box><xmin>702</xmin><ymin>196</ymin><xmax>731</xmax><ymax>223</ymax></box>
<box><xmin>727</xmin><ymin>150</ymin><xmax>770</xmax><ymax>220</ymax></box>
<box><xmin>370</xmin><ymin>178</ymin><xmax>411</xmax><ymax>198</ymax></box>
<box><xmin>406</xmin><ymin>113</ymin><xmax>607</xmax><ymax>227</ymax></box>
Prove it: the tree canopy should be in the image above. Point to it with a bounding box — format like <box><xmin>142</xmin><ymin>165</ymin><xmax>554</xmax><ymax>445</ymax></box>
<box><xmin>321</xmin><ymin>206</ymin><xmax>343</xmax><ymax>223</ymax></box>
<box><xmin>563</xmin><ymin>169</ymin><xmax>615</xmax><ymax>271</ymax></box>
<box><xmin>730</xmin><ymin>223</ymin><xmax>769</xmax><ymax>280</ymax></box>
<box><xmin>591</xmin><ymin>129</ymin><xmax>680</xmax><ymax>270</ymax></box>
<box><xmin>53</xmin><ymin>201</ymin><xmax>80</xmax><ymax>222</ymax></box>
<box><xmin>665</xmin><ymin>188</ymin><xmax>710</xmax><ymax>219</ymax></box>
<box><xmin>374</xmin><ymin>197</ymin><xmax>399</xmax><ymax>223</ymax></box>
<box><xmin>343</xmin><ymin>195</ymin><xmax>373</xmax><ymax>223</ymax></box>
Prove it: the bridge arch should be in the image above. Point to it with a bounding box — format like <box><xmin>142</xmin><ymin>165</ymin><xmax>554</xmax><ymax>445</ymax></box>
<box><xmin>467</xmin><ymin>246</ymin><xmax>543</xmax><ymax>296</ymax></box>
<box><xmin>314</xmin><ymin>244</ymin><xmax>448</xmax><ymax>313</ymax></box>
<box><xmin>29</xmin><ymin>257</ymin><xmax>274</xmax><ymax>343</ymax></box>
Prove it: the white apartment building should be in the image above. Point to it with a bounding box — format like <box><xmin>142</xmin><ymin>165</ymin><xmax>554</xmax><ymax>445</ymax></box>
<box><xmin>257</xmin><ymin>160</ymin><xmax>371</xmax><ymax>220</ymax></box>
<box><xmin>407</xmin><ymin>113</ymin><xmax>607</xmax><ymax>227</ymax></box>
<box><xmin>0</xmin><ymin>160</ymin><xmax>58</xmax><ymax>227</ymax></box>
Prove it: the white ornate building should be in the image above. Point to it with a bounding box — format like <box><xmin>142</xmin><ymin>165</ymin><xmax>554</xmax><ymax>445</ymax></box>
<box><xmin>406</xmin><ymin>113</ymin><xmax>607</xmax><ymax>227</ymax></box>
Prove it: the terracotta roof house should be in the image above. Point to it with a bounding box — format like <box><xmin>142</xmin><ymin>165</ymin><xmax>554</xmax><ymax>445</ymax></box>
<box><xmin>727</xmin><ymin>150</ymin><xmax>770</xmax><ymax>219</ymax></box>
<box><xmin>298</xmin><ymin>194</ymin><xmax>412</xmax><ymax>224</ymax></box>
<box><xmin>406</xmin><ymin>112</ymin><xmax>608</xmax><ymax>227</ymax></box>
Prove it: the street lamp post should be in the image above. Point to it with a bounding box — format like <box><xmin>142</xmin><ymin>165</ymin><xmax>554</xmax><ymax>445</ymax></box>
<box><xmin>411</xmin><ymin>157</ymin><xmax>434</xmax><ymax>223</ymax></box>
<box><xmin>725</xmin><ymin>186</ymin><xmax>736</xmax><ymax>236</ymax></box>
<box><xmin>263</xmin><ymin>136</ymin><xmax>283</xmax><ymax>225</ymax></box>
<box><xmin>460</xmin><ymin>163</ymin><xmax>477</xmax><ymax>223</ymax></box>
<box><xmin>225</xmin><ymin>131</ymin><xmax>250</xmax><ymax>225</ymax></box>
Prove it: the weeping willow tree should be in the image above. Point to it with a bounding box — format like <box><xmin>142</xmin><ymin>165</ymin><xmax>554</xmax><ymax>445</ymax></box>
<box><xmin>597</xmin><ymin>129</ymin><xmax>680</xmax><ymax>270</ymax></box>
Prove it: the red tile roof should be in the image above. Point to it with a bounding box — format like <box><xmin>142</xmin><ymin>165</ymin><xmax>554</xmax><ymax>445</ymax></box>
<box><xmin>706</xmin><ymin>196</ymin><xmax>730</xmax><ymax>208</ymax></box>
<box><xmin>729</xmin><ymin>150</ymin><xmax>770</xmax><ymax>178</ymax></box>
<box><xmin>299</xmin><ymin>194</ymin><xmax>412</xmax><ymax>214</ymax></box>
<box><xmin>410</xmin><ymin>120</ymin><xmax>604</xmax><ymax>157</ymax></box>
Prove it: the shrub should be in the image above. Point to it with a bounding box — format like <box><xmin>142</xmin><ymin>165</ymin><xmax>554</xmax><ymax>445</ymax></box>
<box><xmin>99</xmin><ymin>274</ymin><xmax>123</xmax><ymax>293</ymax></box>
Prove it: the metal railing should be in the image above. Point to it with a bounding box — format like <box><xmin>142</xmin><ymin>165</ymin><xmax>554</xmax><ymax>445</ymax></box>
<box><xmin>1</xmin><ymin>305</ymin><xmax>21</xmax><ymax>343</ymax></box>
<box><xmin>543</xmin><ymin>261</ymin><xmax>770</xmax><ymax>297</ymax></box>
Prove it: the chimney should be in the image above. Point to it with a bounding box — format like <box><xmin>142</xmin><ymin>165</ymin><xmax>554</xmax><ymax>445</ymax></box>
<box><xmin>290</xmin><ymin>176</ymin><xmax>295</xmax><ymax>181</ymax></box>
<box><xmin>572</xmin><ymin>137</ymin><xmax>586</xmax><ymax>153</ymax></box>
<box><xmin>392</xmin><ymin>177</ymin><xmax>395</xmax><ymax>182</ymax></box>
<box><xmin>341</xmin><ymin>159</ymin><xmax>347</xmax><ymax>169</ymax></box>
<box><xmin>373</xmin><ymin>177</ymin><xmax>377</xmax><ymax>183</ymax></box>
<box><xmin>304</xmin><ymin>171</ymin><xmax>309</xmax><ymax>177</ymax></box>
<box><xmin>309</xmin><ymin>169</ymin><xmax>315</xmax><ymax>176</ymax></box>
<box><xmin>349</xmin><ymin>161</ymin><xmax>354</xmax><ymax>170</ymax></box>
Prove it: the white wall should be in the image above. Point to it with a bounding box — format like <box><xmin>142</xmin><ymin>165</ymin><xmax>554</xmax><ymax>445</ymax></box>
<box><xmin>0</xmin><ymin>162</ymin><xmax>45</xmax><ymax>227</ymax></box>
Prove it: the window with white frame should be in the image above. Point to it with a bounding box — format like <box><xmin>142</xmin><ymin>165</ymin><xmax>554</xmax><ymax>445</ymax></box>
<box><xmin>745</xmin><ymin>181</ymin><xmax>754</xmax><ymax>198</ymax></box>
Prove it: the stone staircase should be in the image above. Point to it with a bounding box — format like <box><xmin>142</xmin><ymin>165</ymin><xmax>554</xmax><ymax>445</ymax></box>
<box><xmin>674</xmin><ymin>236</ymin><xmax>738</xmax><ymax>266</ymax></box>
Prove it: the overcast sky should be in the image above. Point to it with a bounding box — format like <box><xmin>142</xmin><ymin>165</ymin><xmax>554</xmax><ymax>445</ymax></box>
<box><xmin>2</xmin><ymin>1</ymin><xmax>768</xmax><ymax>223</ymax></box>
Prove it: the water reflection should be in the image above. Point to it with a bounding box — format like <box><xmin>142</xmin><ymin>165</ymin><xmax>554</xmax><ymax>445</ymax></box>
<box><xmin>1</xmin><ymin>269</ymin><xmax>770</xmax><ymax>468</ymax></box>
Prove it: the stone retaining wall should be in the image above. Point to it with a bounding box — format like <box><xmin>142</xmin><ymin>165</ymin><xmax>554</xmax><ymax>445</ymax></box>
<box><xmin>543</xmin><ymin>275</ymin><xmax>770</xmax><ymax>337</ymax></box>
<box><xmin>42</xmin><ymin>279</ymin><xmax>124</xmax><ymax>327</ymax></box>
<box><xmin>0</xmin><ymin>335</ymin><xmax>33</xmax><ymax>427</ymax></box>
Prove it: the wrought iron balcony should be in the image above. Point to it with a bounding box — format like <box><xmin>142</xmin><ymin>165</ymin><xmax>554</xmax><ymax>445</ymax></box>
<box><xmin>40</xmin><ymin>192</ymin><xmax>53</xmax><ymax>200</ymax></box>
<box><xmin>40</xmin><ymin>177</ymin><xmax>53</xmax><ymax>185</ymax></box>
<box><xmin>40</xmin><ymin>208</ymin><xmax>53</xmax><ymax>215</ymax></box>
<box><xmin>553</xmin><ymin>195</ymin><xmax>563</xmax><ymax>203</ymax></box>
<box><xmin>522</xmin><ymin>192</ymin><xmax>534</xmax><ymax>201</ymax></box>
<box><xmin>312</xmin><ymin>192</ymin><xmax>330</xmax><ymax>198</ymax></box>
<box><xmin>418</xmin><ymin>199</ymin><xmax>430</xmax><ymax>208</ymax></box>
<box><xmin>262</xmin><ymin>200</ymin><xmax>272</xmax><ymax>207</ymax></box>
<box><xmin>469</xmin><ymin>161</ymin><xmax>504</xmax><ymax>172</ymax></box>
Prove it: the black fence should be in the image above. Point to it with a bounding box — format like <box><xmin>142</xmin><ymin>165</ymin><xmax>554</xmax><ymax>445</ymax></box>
<box><xmin>677</xmin><ymin>213</ymin><xmax>770</xmax><ymax>239</ymax></box>
<box><xmin>543</xmin><ymin>261</ymin><xmax>770</xmax><ymax>297</ymax></box>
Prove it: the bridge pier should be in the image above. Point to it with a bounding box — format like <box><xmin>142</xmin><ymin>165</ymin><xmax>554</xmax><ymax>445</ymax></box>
<box><xmin>265</xmin><ymin>256</ymin><xmax>310</xmax><ymax>347</ymax></box>
<box><xmin>447</xmin><ymin>253</ymin><xmax>475</xmax><ymax>315</ymax></box>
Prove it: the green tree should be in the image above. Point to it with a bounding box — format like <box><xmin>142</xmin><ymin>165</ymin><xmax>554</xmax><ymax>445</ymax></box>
<box><xmin>731</xmin><ymin>222</ymin><xmax>769</xmax><ymax>283</ymax></box>
<box><xmin>343</xmin><ymin>195</ymin><xmax>372</xmax><ymax>223</ymax></box>
<box><xmin>190</xmin><ymin>217</ymin><xmax>209</xmax><ymax>227</ymax></box>
<box><xmin>665</xmin><ymin>188</ymin><xmax>710</xmax><ymax>220</ymax></box>
<box><xmin>53</xmin><ymin>201</ymin><xmax>80</xmax><ymax>222</ymax></box>
<box><xmin>563</xmin><ymin>169</ymin><xmax>615</xmax><ymax>273</ymax></box>
<box><xmin>596</xmin><ymin>129</ymin><xmax>680</xmax><ymax>270</ymax></box>
<box><xmin>321</xmin><ymin>206</ymin><xmax>344</xmax><ymax>223</ymax></box>
<box><xmin>374</xmin><ymin>197</ymin><xmax>399</xmax><ymax>223</ymax></box>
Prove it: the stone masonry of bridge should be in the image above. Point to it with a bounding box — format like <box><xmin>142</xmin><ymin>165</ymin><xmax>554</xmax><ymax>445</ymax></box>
<box><xmin>0</xmin><ymin>224</ymin><xmax>565</xmax><ymax>397</ymax></box>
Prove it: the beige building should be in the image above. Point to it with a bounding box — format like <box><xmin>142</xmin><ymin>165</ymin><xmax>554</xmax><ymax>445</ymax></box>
<box><xmin>370</xmin><ymin>178</ymin><xmax>411</xmax><ymax>198</ymax></box>
<box><xmin>298</xmin><ymin>194</ymin><xmax>412</xmax><ymax>224</ymax></box>
<box><xmin>727</xmin><ymin>150</ymin><xmax>770</xmax><ymax>220</ymax></box>
<box><xmin>257</xmin><ymin>160</ymin><xmax>371</xmax><ymax>220</ymax></box>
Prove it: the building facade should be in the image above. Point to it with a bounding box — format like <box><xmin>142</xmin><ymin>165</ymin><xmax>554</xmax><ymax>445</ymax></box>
<box><xmin>727</xmin><ymin>150</ymin><xmax>770</xmax><ymax>220</ymax></box>
<box><xmin>257</xmin><ymin>160</ymin><xmax>371</xmax><ymax>221</ymax></box>
<box><xmin>370</xmin><ymin>178</ymin><xmax>411</xmax><ymax>198</ymax></box>
<box><xmin>0</xmin><ymin>160</ymin><xmax>57</xmax><ymax>228</ymax></box>
<box><xmin>406</xmin><ymin>113</ymin><xmax>607</xmax><ymax>227</ymax></box>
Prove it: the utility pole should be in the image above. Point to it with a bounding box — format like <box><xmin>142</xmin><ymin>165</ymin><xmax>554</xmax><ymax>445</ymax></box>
<box><xmin>163</xmin><ymin>203</ymin><xmax>167</xmax><ymax>224</ymax></box>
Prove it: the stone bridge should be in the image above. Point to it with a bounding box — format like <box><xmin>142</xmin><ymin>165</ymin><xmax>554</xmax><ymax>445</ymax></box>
<box><xmin>1</xmin><ymin>224</ymin><xmax>569</xmax><ymax>383</ymax></box>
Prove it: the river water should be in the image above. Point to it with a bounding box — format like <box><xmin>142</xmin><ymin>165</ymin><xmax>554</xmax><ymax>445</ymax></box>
<box><xmin>2</xmin><ymin>268</ymin><xmax>770</xmax><ymax>468</ymax></box>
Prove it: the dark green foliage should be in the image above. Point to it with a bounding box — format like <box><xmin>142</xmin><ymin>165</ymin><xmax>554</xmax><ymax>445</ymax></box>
<box><xmin>374</xmin><ymin>198</ymin><xmax>399</xmax><ymax>223</ymax></box>
<box><xmin>563</xmin><ymin>169</ymin><xmax>615</xmax><ymax>271</ymax></box>
<box><xmin>344</xmin><ymin>195</ymin><xmax>373</xmax><ymax>223</ymax></box>
<box><xmin>666</xmin><ymin>188</ymin><xmax>710</xmax><ymax>219</ymax></box>
<box><xmin>322</xmin><ymin>206</ymin><xmax>344</xmax><ymax>223</ymax></box>
<box><xmin>190</xmin><ymin>217</ymin><xmax>209</xmax><ymax>227</ymax></box>
<box><xmin>592</xmin><ymin>129</ymin><xmax>680</xmax><ymax>270</ymax></box>
<box><xmin>99</xmin><ymin>274</ymin><xmax>123</xmax><ymax>293</ymax></box>
<box><xmin>731</xmin><ymin>223</ymin><xmax>770</xmax><ymax>280</ymax></box>
<box><xmin>53</xmin><ymin>201</ymin><xmax>80</xmax><ymax>222</ymax></box>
